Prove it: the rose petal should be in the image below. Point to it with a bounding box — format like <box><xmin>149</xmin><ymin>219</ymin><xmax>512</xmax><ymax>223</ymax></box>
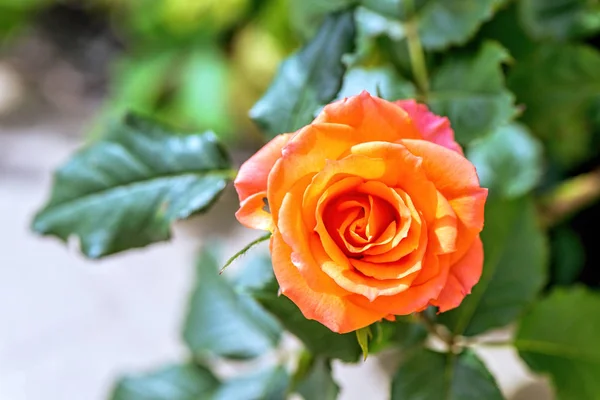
<box><xmin>351</xmin><ymin>251</ymin><xmax>451</xmax><ymax>315</ymax></box>
<box><xmin>350</xmin><ymin>223</ymin><xmax>427</xmax><ymax>280</ymax></box>
<box><xmin>278</xmin><ymin>175</ymin><xmax>348</xmax><ymax>296</ymax></box>
<box><xmin>400</xmin><ymin>139</ymin><xmax>487</xmax><ymax>261</ymax></box>
<box><xmin>316</xmin><ymin>91</ymin><xmax>422</xmax><ymax>142</ymax></box>
<box><xmin>235</xmin><ymin>192</ymin><xmax>273</xmax><ymax>231</ymax></box>
<box><xmin>310</xmin><ymin>234</ymin><xmax>416</xmax><ymax>301</ymax></box>
<box><xmin>235</xmin><ymin>133</ymin><xmax>291</xmax><ymax>202</ymax></box>
<box><xmin>349</xmin><ymin>142</ymin><xmax>438</xmax><ymax>223</ymax></box>
<box><xmin>431</xmin><ymin>192</ymin><xmax>458</xmax><ymax>255</ymax></box>
<box><xmin>271</xmin><ymin>230</ymin><xmax>386</xmax><ymax>333</ymax></box>
<box><xmin>395</xmin><ymin>99</ymin><xmax>463</xmax><ymax>154</ymax></box>
<box><xmin>362</xmin><ymin>189</ymin><xmax>422</xmax><ymax>261</ymax></box>
<box><xmin>432</xmin><ymin>236</ymin><xmax>483</xmax><ymax>312</ymax></box>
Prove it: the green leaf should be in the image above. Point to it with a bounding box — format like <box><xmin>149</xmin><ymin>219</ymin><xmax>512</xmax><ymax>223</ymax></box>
<box><xmin>467</xmin><ymin>123</ymin><xmax>543</xmax><ymax>199</ymax></box>
<box><xmin>391</xmin><ymin>349</ymin><xmax>503</xmax><ymax>400</ymax></box>
<box><xmin>360</xmin><ymin>0</ymin><xmax>414</xmax><ymax>19</ymax></box>
<box><xmin>369</xmin><ymin>317</ymin><xmax>428</xmax><ymax>353</ymax></box>
<box><xmin>356</xmin><ymin>326</ymin><xmax>372</xmax><ymax>360</ymax></box>
<box><xmin>515</xmin><ymin>287</ymin><xmax>600</xmax><ymax>400</ymax></box>
<box><xmin>550</xmin><ymin>228</ymin><xmax>585</xmax><ymax>286</ymax></box>
<box><xmin>231</xmin><ymin>253</ymin><xmax>276</xmax><ymax>292</ymax></box>
<box><xmin>168</xmin><ymin>48</ymin><xmax>233</xmax><ymax>137</ymax></box>
<box><xmin>32</xmin><ymin>114</ymin><xmax>232</xmax><ymax>258</ymax></box>
<box><xmin>427</xmin><ymin>41</ymin><xmax>517</xmax><ymax>144</ymax></box>
<box><xmin>360</xmin><ymin>0</ymin><xmax>508</xmax><ymax>50</ymax></box>
<box><xmin>212</xmin><ymin>366</ymin><xmax>289</xmax><ymax>400</ymax></box>
<box><xmin>295</xmin><ymin>358</ymin><xmax>340</xmax><ymax>400</ymax></box>
<box><xmin>354</xmin><ymin>5</ymin><xmax>406</xmax><ymax>40</ymax></box>
<box><xmin>250</xmin><ymin>11</ymin><xmax>356</xmax><ymax>139</ymax></box>
<box><xmin>416</xmin><ymin>0</ymin><xmax>508</xmax><ymax>51</ymax></box>
<box><xmin>519</xmin><ymin>0</ymin><xmax>600</xmax><ymax>40</ymax></box>
<box><xmin>109</xmin><ymin>52</ymin><xmax>175</xmax><ymax>114</ymax></box>
<box><xmin>336</xmin><ymin>65</ymin><xmax>416</xmax><ymax>100</ymax></box>
<box><xmin>508</xmin><ymin>44</ymin><xmax>600</xmax><ymax>168</ymax></box>
<box><xmin>289</xmin><ymin>0</ymin><xmax>355</xmax><ymax>38</ymax></box>
<box><xmin>182</xmin><ymin>251</ymin><xmax>281</xmax><ymax>359</ymax></box>
<box><xmin>477</xmin><ymin>2</ymin><xmax>537</xmax><ymax>61</ymax></box>
<box><xmin>438</xmin><ymin>197</ymin><xmax>548</xmax><ymax>337</ymax></box>
<box><xmin>251</xmin><ymin>280</ymin><xmax>362</xmax><ymax>363</ymax></box>
<box><xmin>110</xmin><ymin>364</ymin><xmax>219</xmax><ymax>400</ymax></box>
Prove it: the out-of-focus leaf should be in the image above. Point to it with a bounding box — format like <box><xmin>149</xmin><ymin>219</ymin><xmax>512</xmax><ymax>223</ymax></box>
<box><xmin>289</xmin><ymin>0</ymin><xmax>354</xmax><ymax>38</ymax></box>
<box><xmin>477</xmin><ymin>2</ymin><xmax>537</xmax><ymax>62</ymax></box>
<box><xmin>520</xmin><ymin>0</ymin><xmax>600</xmax><ymax>40</ymax></box>
<box><xmin>251</xmin><ymin>280</ymin><xmax>362</xmax><ymax>363</ymax></box>
<box><xmin>359</xmin><ymin>0</ymin><xmax>419</xmax><ymax>19</ymax></box>
<box><xmin>354</xmin><ymin>6</ymin><xmax>406</xmax><ymax>40</ymax></box>
<box><xmin>428</xmin><ymin>41</ymin><xmax>516</xmax><ymax>144</ymax></box>
<box><xmin>250</xmin><ymin>11</ymin><xmax>355</xmax><ymax>139</ymax></box>
<box><xmin>212</xmin><ymin>366</ymin><xmax>289</xmax><ymax>400</ymax></box>
<box><xmin>168</xmin><ymin>48</ymin><xmax>233</xmax><ymax>136</ymax></box>
<box><xmin>508</xmin><ymin>44</ymin><xmax>600</xmax><ymax>168</ymax></box>
<box><xmin>468</xmin><ymin>123</ymin><xmax>543</xmax><ymax>199</ymax></box>
<box><xmin>416</xmin><ymin>0</ymin><xmax>508</xmax><ymax>51</ymax></box>
<box><xmin>231</xmin><ymin>253</ymin><xmax>275</xmax><ymax>292</ymax></box>
<box><xmin>550</xmin><ymin>228</ymin><xmax>585</xmax><ymax>286</ymax></box>
<box><xmin>438</xmin><ymin>197</ymin><xmax>548</xmax><ymax>337</ymax></box>
<box><xmin>295</xmin><ymin>358</ymin><xmax>339</xmax><ymax>400</ymax></box>
<box><xmin>368</xmin><ymin>317</ymin><xmax>428</xmax><ymax>354</ymax></box>
<box><xmin>515</xmin><ymin>287</ymin><xmax>600</xmax><ymax>399</ymax></box>
<box><xmin>182</xmin><ymin>251</ymin><xmax>281</xmax><ymax>359</ymax></box>
<box><xmin>349</xmin><ymin>7</ymin><xmax>408</xmax><ymax>70</ymax></box>
<box><xmin>0</xmin><ymin>0</ymin><xmax>49</xmax><ymax>39</ymax></box>
<box><xmin>110</xmin><ymin>364</ymin><xmax>219</xmax><ymax>400</ymax></box>
<box><xmin>391</xmin><ymin>349</ymin><xmax>503</xmax><ymax>400</ymax></box>
<box><xmin>336</xmin><ymin>65</ymin><xmax>416</xmax><ymax>100</ymax></box>
<box><xmin>32</xmin><ymin>115</ymin><xmax>232</xmax><ymax>258</ymax></box>
<box><xmin>110</xmin><ymin>52</ymin><xmax>174</xmax><ymax>114</ymax></box>
<box><xmin>123</xmin><ymin>0</ymin><xmax>249</xmax><ymax>41</ymax></box>
<box><xmin>360</xmin><ymin>0</ymin><xmax>508</xmax><ymax>50</ymax></box>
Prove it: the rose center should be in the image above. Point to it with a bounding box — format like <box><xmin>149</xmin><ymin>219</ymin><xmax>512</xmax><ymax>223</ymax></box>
<box><xmin>323</xmin><ymin>192</ymin><xmax>398</xmax><ymax>257</ymax></box>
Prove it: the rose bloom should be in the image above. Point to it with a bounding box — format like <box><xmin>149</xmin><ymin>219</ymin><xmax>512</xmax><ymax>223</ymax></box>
<box><xmin>234</xmin><ymin>92</ymin><xmax>487</xmax><ymax>333</ymax></box>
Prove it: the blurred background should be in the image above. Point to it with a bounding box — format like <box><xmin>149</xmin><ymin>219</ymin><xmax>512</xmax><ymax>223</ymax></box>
<box><xmin>0</xmin><ymin>0</ymin><xmax>591</xmax><ymax>399</ymax></box>
<box><xmin>0</xmin><ymin>1</ymin><xmax>299</xmax><ymax>399</ymax></box>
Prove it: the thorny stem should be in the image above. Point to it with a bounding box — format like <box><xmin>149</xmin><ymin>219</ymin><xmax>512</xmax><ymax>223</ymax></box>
<box><xmin>417</xmin><ymin>312</ymin><xmax>455</xmax><ymax>350</ymax></box>
<box><xmin>404</xmin><ymin>0</ymin><xmax>429</xmax><ymax>97</ymax></box>
<box><xmin>219</xmin><ymin>232</ymin><xmax>272</xmax><ymax>274</ymax></box>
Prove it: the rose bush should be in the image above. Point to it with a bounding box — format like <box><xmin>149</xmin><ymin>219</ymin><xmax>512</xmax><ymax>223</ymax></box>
<box><xmin>234</xmin><ymin>91</ymin><xmax>488</xmax><ymax>333</ymax></box>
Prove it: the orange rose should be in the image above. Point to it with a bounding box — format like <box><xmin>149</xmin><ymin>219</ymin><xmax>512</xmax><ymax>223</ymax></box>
<box><xmin>234</xmin><ymin>92</ymin><xmax>487</xmax><ymax>333</ymax></box>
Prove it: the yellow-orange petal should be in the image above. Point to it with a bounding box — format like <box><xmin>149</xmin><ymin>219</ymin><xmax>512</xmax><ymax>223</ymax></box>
<box><xmin>360</xmin><ymin>185</ymin><xmax>415</xmax><ymax>258</ymax></box>
<box><xmin>271</xmin><ymin>230</ymin><xmax>386</xmax><ymax>333</ymax></box>
<box><xmin>268</xmin><ymin>123</ymin><xmax>357</xmax><ymax>225</ymax></box>
<box><xmin>235</xmin><ymin>192</ymin><xmax>273</xmax><ymax>231</ymax></box>
<box><xmin>351</xmin><ymin>251</ymin><xmax>450</xmax><ymax>315</ymax></box>
<box><xmin>310</xmin><ymin>234</ymin><xmax>415</xmax><ymax>301</ymax></box>
<box><xmin>395</xmin><ymin>99</ymin><xmax>463</xmax><ymax>155</ymax></box>
<box><xmin>278</xmin><ymin>175</ymin><xmax>349</xmax><ymax>296</ymax></box>
<box><xmin>432</xmin><ymin>236</ymin><xmax>483</xmax><ymax>312</ymax></box>
<box><xmin>235</xmin><ymin>133</ymin><xmax>291</xmax><ymax>202</ymax></box>
<box><xmin>431</xmin><ymin>191</ymin><xmax>458</xmax><ymax>255</ymax></box>
<box><xmin>315</xmin><ymin>91</ymin><xmax>422</xmax><ymax>142</ymax></box>
<box><xmin>400</xmin><ymin>138</ymin><xmax>487</xmax><ymax>261</ymax></box>
<box><xmin>448</xmin><ymin>189</ymin><xmax>488</xmax><ymax>263</ymax></box>
<box><xmin>400</xmin><ymin>139</ymin><xmax>483</xmax><ymax>200</ymax></box>
<box><xmin>349</xmin><ymin>221</ymin><xmax>427</xmax><ymax>280</ymax></box>
<box><xmin>349</xmin><ymin>141</ymin><xmax>438</xmax><ymax>223</ymax></box>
